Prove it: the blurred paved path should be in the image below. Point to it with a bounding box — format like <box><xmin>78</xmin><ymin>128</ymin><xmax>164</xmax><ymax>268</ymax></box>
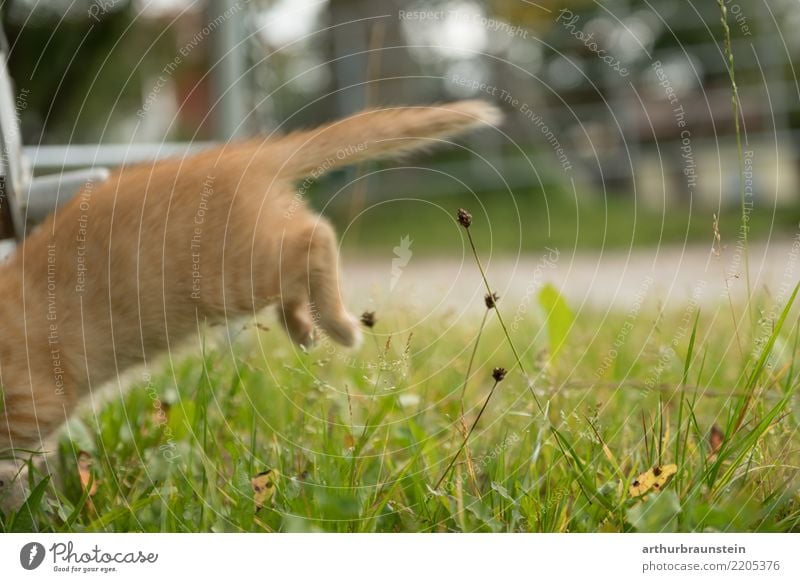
<box><xmin>343</xmin><ymin>237</ymin><xmax>800</xmax><ymax>316</ymax></box>
<box><xmin>3</xmin><ymin>237</ymin><xmax>796</xmax><ymax>317</ymax></box>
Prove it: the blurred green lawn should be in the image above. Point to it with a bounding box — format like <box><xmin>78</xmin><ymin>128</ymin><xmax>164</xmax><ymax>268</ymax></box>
<box><xmin>318</xmin><ymin>186</ymin><xmax>800</xmax><ymax>256</ymax></box>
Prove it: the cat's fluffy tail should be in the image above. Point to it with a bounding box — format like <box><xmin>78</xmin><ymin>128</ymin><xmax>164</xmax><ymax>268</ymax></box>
<box><xmin>269</xmin><ymin>101</ymin><xmax>502</xmax><ymax>180</ymax></box>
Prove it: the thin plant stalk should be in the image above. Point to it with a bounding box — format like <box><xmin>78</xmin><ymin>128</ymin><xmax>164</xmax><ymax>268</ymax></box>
<box><xmin>460</xmin><ymin>309</ymin><xmax>489</xmax><ymax>416</ymax></box>
<box><xmin>349</xmin><ymin>311</ymin><xmax>384</xmax><ymax>486</ymax></box>
<box><xmin>434</xmin><ymin>375</ymin><xmax>503</xmax><ymax>491</ymax></box>
<box><xmin>717</xmin><ymin>0</ymin><xmax>752</xmax><ymax>318</ymax></box>
<box><xmin>713</xmin><ymin>213</ymin><xmax>744</xmax><ymax>357</ymax></box>
<box><xmin>457</xmin><ymin>308</ymin><xmax>489</xmax><ymax>490</ymax></box>
<box><xmin>464</xmin><ymin>228</ymin><xmax>544</xmax><ymax>414</ymax></box>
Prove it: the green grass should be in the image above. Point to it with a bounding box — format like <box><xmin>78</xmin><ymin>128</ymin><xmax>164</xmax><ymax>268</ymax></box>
<box><xmin>321</xmin><ymin>186</ymin><xmax>800</xmax><ymax>256</ymax></box>
<box><xmin>2</xmin><ymin>278</ymin><xmax>798</xmax><ymax>532</ymax></box>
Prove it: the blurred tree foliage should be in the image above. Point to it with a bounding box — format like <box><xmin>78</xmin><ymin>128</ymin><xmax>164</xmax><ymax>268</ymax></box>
<box><xmin>491</xmin><ymin>0</ymin><xmax>593</xmax><ymax>31</ymax></box>
<box><xmin>3</xmin><ymin>0</ymin><xmax>178</xmax><ymax>143</ymax></box>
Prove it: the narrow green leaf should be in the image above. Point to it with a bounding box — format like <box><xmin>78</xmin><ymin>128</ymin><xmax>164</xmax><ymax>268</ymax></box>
<box><xmin>538</xmin><ymin>284</ymin><xmax>575</xmax><ymax>364</ymax></box>
<box><xmin>9</xmin><ymin>476</ymin><xmax>51</xmax><ymax>533</ymax></box>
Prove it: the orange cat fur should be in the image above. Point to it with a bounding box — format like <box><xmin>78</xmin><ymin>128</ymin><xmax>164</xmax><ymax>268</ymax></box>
<box><xmin>0</xmin><ymin>100</ymin><xmax>501</xmax><ymax>507</ymax></box>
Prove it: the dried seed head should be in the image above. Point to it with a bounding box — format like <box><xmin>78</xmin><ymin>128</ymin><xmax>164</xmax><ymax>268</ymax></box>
<box><xmin>709</xmin><ymin>424</ymin><xmax>724</xmax><ymax>454</ymax></box>
<box><xmin>456</xmin><ymin>208</ymin><xmax>472</xmax><ymax>228</ymax></box>
<box><xmin>484</xmin><ymin>292</ymin><xmax>499</xmax><ymax>309</ymax></box>
<box><xmin>492</xmin><ymin>367</ymin><xmax>507</xmax><ymax>382</ymax></box>
<box><xmin>360</xmin><ymin>311</ymin><xmax>377</xmax><ymax>328</ymax></box>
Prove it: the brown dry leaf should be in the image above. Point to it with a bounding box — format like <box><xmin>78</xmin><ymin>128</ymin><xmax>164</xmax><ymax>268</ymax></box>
<box><xmin>629</xmin><ymin>464</ymin><xmax>677</xmax><ymax>497</ymax></box>
<box><xmin>78</xmin><ymin>451</ymin><xmax>98</xmax><ymax>497</ymax></box>
<box><xmin>150</xmin><ymin>401</ymin><xmax>171</xmax><ymax>427</ymax></box>
<box><xmin>343</xmin><ymin>433</ymin><xmax>356</xmax><ymax>449</ymax></box>
<box><xmin>709</xmin><ymin>425</ymin><xmax>724</xmax><ymax>454</ymax></box>
<box><xmin>251</xmin><ymin>469</ymin><xmax>279</xmax><ymax>510</ymax></box>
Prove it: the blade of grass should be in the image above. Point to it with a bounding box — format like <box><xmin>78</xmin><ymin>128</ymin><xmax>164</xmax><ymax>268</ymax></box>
<box><xmin>731</xmin><ymin>283</ymin><xmax>799</xmax><ymax>436</ymax></box>
<box><xmin>551</xmin><ymin>427</ymin><xmax>614</xmax><ymax>512</ymax></box>
<box><xmin>675</xmin><ymin>312</ymin><xmax>701</xmax><ymax>490</ymax></box>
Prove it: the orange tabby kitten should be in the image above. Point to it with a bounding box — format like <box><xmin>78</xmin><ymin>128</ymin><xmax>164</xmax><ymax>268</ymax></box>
<box><xmin>0</xmin><ymin>100</ymin><xmax>501</xmax><ymax>508</ymax></box>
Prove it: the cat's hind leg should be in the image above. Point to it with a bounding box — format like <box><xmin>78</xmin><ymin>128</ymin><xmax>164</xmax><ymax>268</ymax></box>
<box><xmin>0</xmin><ymin>376</ymin><xmax>73</xmax><ymax>511</ymax></box>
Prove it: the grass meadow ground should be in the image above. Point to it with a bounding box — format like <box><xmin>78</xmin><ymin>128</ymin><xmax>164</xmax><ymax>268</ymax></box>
<box><xmin>2</xmin><ymin>230</ymin><xmax>798</xmax><ymax>532</ymax></box>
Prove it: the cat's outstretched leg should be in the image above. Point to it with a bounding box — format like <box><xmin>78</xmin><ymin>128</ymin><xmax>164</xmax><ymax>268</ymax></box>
<box><xmin>286</xmin><ymin>217</ymin><xmax>362</xmax><ymax>348</ymax></box>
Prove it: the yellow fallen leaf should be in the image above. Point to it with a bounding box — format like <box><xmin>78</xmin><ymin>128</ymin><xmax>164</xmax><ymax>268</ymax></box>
<box><xmin>651</xmin><ymin>464</ymin><xmax>677</xmax><ymax>491</ymax></box>
<box><xmin>251</xmin><ymin>469</ymin><xmax>279</xmax><ymax>510</ymax></box>
<box><xmin>629</xmin><ymin>464</ymin><xmax>677</xmax><ymax>497</ymax></box>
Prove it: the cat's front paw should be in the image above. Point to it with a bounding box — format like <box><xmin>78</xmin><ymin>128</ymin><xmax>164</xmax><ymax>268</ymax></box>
<box><xmin>322</xmin><ymin>311</ymin><xmax>363</xmax><ymax>349</ymax></box>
